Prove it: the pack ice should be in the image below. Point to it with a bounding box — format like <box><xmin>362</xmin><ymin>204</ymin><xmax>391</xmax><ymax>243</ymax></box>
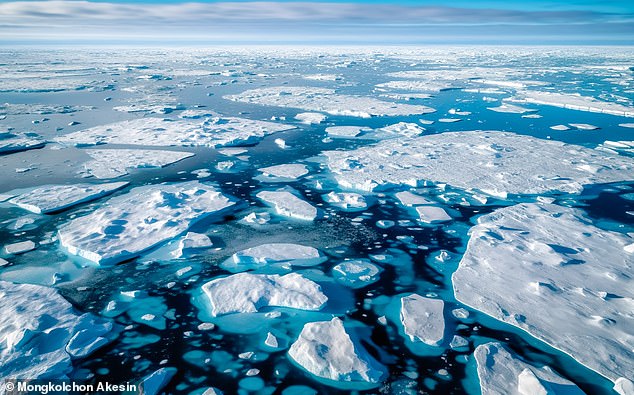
<box><xmin>474</xmin><ymin>342</ymin><xmax>585</xmax><ymax>395</ymax></box>
<box><xmin>256</xmin><ymin>189</ymin><xmax>318</xmax><ymax>221</ymax></box>
<box><xmin>288</xmin><ymin>318</ymin><xmax>386</xmax><ymax>388</ymax></box>
<box><xmin>56</xmin><ymin>116</ymin><xmax>294</xmax><ymax>147</ymax></box>
<box><xmin>324</xmin><ymin>131</ymin><xmax>634</xmax><ymax>196</ymax></box>
<box><xmin>0</xmin><ymin>281</ymin><xmax>113</xmax><ymax>379</ymax></box>
<box><xmin>8</xmin><ymin>182</ymin><xmax>128</xmax><ymax>214</ymax></box>
<box><xmin>510</xmin><ymin>91</ymin><xmax>634</xmax><ymax>117</ymax></box>
<box><xmin>0</xmin><ymin>136</ymin><xmax>45</xmax><ymax>155</ymax></box>
<box><xmin>82</xmin><ymin>149</ymin><xmax>194</xmax><ymax>179</ymax></box>
<box><xmin>225</xmin><ymin>87</ymin><xmax>435</xmax><ymax>118</ymax></box>
<box><xmin>201</xmin><ymin>272</ymin><xmax>327</xmax><ymax>316</ymax></box>
<box><xmin>453</xmin><ymin>203</ymin><xmax>634</xmax><ymax>386</ymax></box>
<box><xmin>58</xmin><ymin>181</ymin><xmax>236</xmax><ymax>265</ymax></box>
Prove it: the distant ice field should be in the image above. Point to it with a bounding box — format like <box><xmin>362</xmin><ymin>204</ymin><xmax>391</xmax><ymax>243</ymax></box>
<box><xmin>0</xmin><ymin>46</ymin><xmax>633</xmax><ymax>395</ymax></box>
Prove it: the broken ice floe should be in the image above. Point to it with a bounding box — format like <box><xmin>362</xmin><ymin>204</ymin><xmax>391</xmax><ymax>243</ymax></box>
<box><xmin>256</xmin><ymin>188</ymin><xmax>319</xmax><ymax>221</ymax></box>
<box><xmin>510</xmin><ymin>91</ymin><xmax>634</xmax><ymax>117</ymax></box>
<box><xmin>8</xmin><ymin>182</ymin><xmax>128</xmax><ymax>214</ymax></box>
<box><xmin>82</xmin><ymin>149</ymin><xmax>194</xmax><ymax>179</ymax></box>
<box><xmin>295</xmin><ymin>112</ymin><xmax>326</xmax><ymax>124</ymax></box>
<box><xmin>0</xmin><ymin>281</ymin><xmax>114</xmax><ymax>379</ymax></box>
<box><xmin>322</xmin><ymin>192</ymin><xmax>369</xmax><ymax>212</ymax></box>
<box><xmin>453</xmin><ymin>203</ymin><xmax>634</xmax><ymax>385</ymax></box>
<box><xmin>58</xmin><ymin>181</ymin><xmax>237</xmax><ymax>265</ymax></box>
<box><xmin>288</xmin><ymin>318</ymin><xmax>387</xmax><ymax>389</ymax></box>
<box><xmin>325</xmin><ymin>126</ymin><xmax>369</xmax><ymax>138</ymax></box>
<box><xmin>486</xmin><ymin>103</ymin><xmax>536</xmax><ymax>114</ymax></box>
<box><xmin>596</xmin><ymin>140</ymin><xmax>634</xmax><ymax>156</ymax></box>
<box><xmin>221</xmin><ymin>243</ymin><xmax>326</xmax><ymax>272</ymax></box>
<box><xmin>473</xmin><ymin>342</ymin><xmax>584</xmax><ymax>395</ymax></box>
<box><xmin>257</xmin><ymin>164</ymin><xmax>309</xmax><ymax>181</ymax></box>
<box><xmin>201</xmin><ymin>272</ymin><xmax>327</xmax><ymax>316</ymax></box>
<box><xmin>331</xmin><ymin>259</ymin><xmax>382</xmax><ymax>289</ymax></box>
<box><xmin>324</xmin><ymin>131</ymin><xmax>634</xmax><ymax>197</ymax></box>
<box><xmin>56</xmin><ymin>116</ymin><xmax>294</xmax><ymax>147</ymax></box>
<box><xmin>3</xmin><ymin>240</ymin><xmax>36</xmax><ymax>255</ymax></box>
<box><xmin>225</xmin><ymin>87</ymin><xmax>435</xmax><ymax>118</ymax></box>
<box><xmin>0</xmin><ymin>136</ymin><xmax>45</xmax><ymax>155</ymax></box>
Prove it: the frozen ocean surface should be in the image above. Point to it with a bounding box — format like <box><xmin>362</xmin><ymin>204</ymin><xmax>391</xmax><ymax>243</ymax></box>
<box><xmin>0</xmin><ymin>46</ymin><xmax>633</xmax><ymax>395</ymax></box>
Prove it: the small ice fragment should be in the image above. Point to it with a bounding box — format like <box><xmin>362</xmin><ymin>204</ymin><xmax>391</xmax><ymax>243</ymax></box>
<box><xmin>395</xmin><ymin>191</ymin><xmax>434</xmax><ymax>206</ymax></box>
<box><xmin>322</xmin><ymin>191</ymin><xmax>368</xmax><ymax>211</ymax></box>
<box><xmin>550</xmin><ymin>124</ymin><xmax>570</xmax><ymax>131</ymax></box>
<box><xmin>140</xmin><ymin>367</ymin><xmax>177</xmax><ymax>395</ymax></box>
<box><xmin>415</xmin><ymin>206</ymin><xmax>451</xmax><ymax>223</ymax></box>
<box><xmin>438</xmin><ymin>118</ymin><xmax>462</xmax><ymax>123</ymax></box>
<box><xmin>259</xmin><ymin>164</ymin><xmax>309</xmax><ymax>180</ymax></box>
<box><xmin>256</xmin><ymin>189</ymin><xmax>318</xmax><ymax>221</ymax></box>
<box><xmin>332</xmin><ymin>260</ymin><xmax>382</xmax><ymax>289</ymax></box>
<box><xmin>325</xmin><ymin>126</ymin><xmax>367</xmax><ymax>138</ymax></box>
<box><xmin>4</xmin><ymin>240</ymin><xmax>36</xmax><ymax>254</ymax></box>
<box><xmin>295</xmin><ymin>112</ymin><xmax>326</xmax><ymax>124</ymax></box>
<box><xmin>569</xmin><ymin>123</ymin><xmax>599</xmax><ymax>130</ymax></box>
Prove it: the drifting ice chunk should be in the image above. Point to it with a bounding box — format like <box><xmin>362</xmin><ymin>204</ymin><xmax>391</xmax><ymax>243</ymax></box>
<box><xmin>395</xmin><ymin>191</ymin><xmax>434</xmax><ymax>206</ymax></box>
<box><xmin>474</xmin><ymin>342</ymin><xmax>585</xmax><ymax>395</ymax></box>
<box><xmin>325</xmin><ymin>126</ymin><xmax>368</xmax><ymax>138</ymax></box>
<box><xmin>322</xmin><ymin>192</ymin><xmax>368</xmax><ymax>211</ymax></box>
<box><xmin>295</xmin><ymin>112</ymin><xmax>326</xmax><ymax>124</ymax></box>
<box><xmin>332</xmin><ymin>260</ymin><xmax>382</xmax><ymax>289</ymax></box>
<box><xmin>140</xmin><ymin>367</ymin><xmax>178</xmax><ymax>395</ymax></box>
<box><xmin>201</xmin><ymin>272</ymin><xmax>327</xmax><ymax>316</ymax></box>
<box><xmin>510</xmin><ymin>90</ymin><xmax>634</xmax><ymax>117</ymax></box>
<box><xmin>400</xmin><ymin>294</ymin><xmax>445</xmax><ymax>346</ymax></box>
<box><xmin>569</xmin><ymin>123</ymin><xmax>599</xmax><ymax>130</ymax></box>
<box><xmin>225</xmin><ymin>87</ymin><xmax>434</xmax><ymax>118</ymax></box>
<box><xmin>0</xmin><ymin>281</ymin><xmax>113</xmax><ymax>379</ymax></box>
<box><xmin>487</xmin><ymin>104</ymin><xmax>536</xmax><ymax>114</ymax></box>
<box><xmin>257</xmin><ymin>189</ymin><xmax>318</xmax><ymax>221</ymax></box>
<box><xmin>4</xmin><ymin>240</ymin><xmax>36</xmax><ymax>255</ymax></box>
<box><xmin>58</xmin><ymin>181</ymin><xmax>236</xmax><ymax>265</ymax></box>
<box><xmin>82</xmin><ymin>149</ymin><xmax>194</xmax><ymax>179</ymax></box>
<box><xmin>288</xmin><ymin>318</ymin><xmax>386</xmax><ymax>387</ymax></box>
<box><xmin>0</xmin><ymin>136</ymin><xmax>45</xmax><ymax>155</ymax></box>
<box><xmin>619</xmin><ymin>123</ymin><xmax>634</xmax><ymax>129</ymax></box>
<box><xmin>415</xmin><ymin>206</ymin><xmax>451</xmax><ymax>223</ymax></box>
<box><xmin>453</xmin><ymin>203</ymin><xmax>634</xmax><ymax>385</ymax></box>
<box><xmin>224</xmin><ymin>243</ymin><xmax>326</xmax><ymax>270</ymax></box>
<box><xmin>259</xmin><ymin>164</ymin><xmax>309</xmax><ymax>180</ymax></box>
<box><xmin>56</xmin><ymin>116</ymin><xmax>294</xmax><ymax>147</ymax></box>
<box><xmin>8</xmin><ymin>182</ymin><xmax>128</xmax><ymax>214</ymax></box>
<box><xmin>614</xmin><ymin>378</ymin><xmax>634</xmax><ymax>395</ymax></box>
<box><xmin>438</xmin><ymin>118</ymin><xmax>462</xmax><ymax>123</ymax></box>
<box><xmin>550</xmin><ymin>124</ymin><xmax>570</xmax><ymax>131</ymax></box>
<box><xmin>324</xmin><ymin>131</ymin><xmax>634</xmax><ymax>196</ymax></box>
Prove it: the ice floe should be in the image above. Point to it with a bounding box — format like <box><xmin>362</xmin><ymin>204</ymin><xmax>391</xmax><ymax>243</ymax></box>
<box><xmin>288</xmin><ymin>318</ymin><xmax>386</xmax><ymax>388</ymax></box>
<box><xmin>324</xmin><ymin>131</ymin><xmax>634</xmax><ymax>196</ymax></box>
<box><xmin>487</xmin><ymin>103</ymin><xmax>536</xmax><ymax>114</ymax></box>
<box><xmin>58</xmin><ymin>181</ymin><xmax>236</xmax><ymax>265</ymax></box>
<box><xmin>415</xmin><ymin>206</ymin><xmax>452</xmax><ymax>223</ymax></box>
<box><xmin>8</xmin><ymin>182</ymin><xmax>128</xmax><ymax>214</ymax></box>
<box><xmin>510</xmin><ymin>91</ymin><xmax>634</xmax><ymax>117</ymax></box>
<box><xmin>295</xmin><ymin>112</ymin><xmax>326</xmax><ymax>124</ymax></box>
<box><xmin>325</xmin><ymin>126</ymin><xmax>369</xmax><ymax>138</ymax></box>
<box><xmin>474</xmin><ymin>342</ymin><xmax>584</xmax><ymax>395</ymax></box>
<box><xmin>225</xmin><ymin>87</ymin><xmax>435</xmax><ymax>118</ymax></box>
<box><xmin>56</xmin><ymin>116</ymin><xmax>294</xmax><ymax>147</ymax></box>
<box><xmin>331</xmin><ymin>259</ymin><xmax>382</xmax><ymax>289</ymax></box>
<box><xmin>82</xmin><ymin>149</ymin><xmax>194</xmax><ymax>179</ymax></box>
<box><xmin>221</xmin><ymin>243</ymin><xmax>326</xmax><ymax>272</ymax></box>
<box><xmin>453</xmin><ymin>203</ymin><xmax>634</xmax><ymax>385</ymax></box>
<box><xmin>3</xmin><ymin>240</ymin><xmax>36</xmax><ymax>255</ymax></box>
<box><xmin>258</xmin><ymin>164</ymin><xmax>309</xmax><ymax>180</ymax></box>
<box><xmin>322</xmin><ymin>192</ymin><xmax>368</xmax><ymax>211</ymax></box>
<box><xmin>256</xmin><ymin>188</ymin><xmax>318</xmax><ymax>221</ymax></box>
<box><xmin>0</xmin><ymin>136</ymin><xmax>45</xmax><ymax>155</ymax></box>
<box><xmin>0</xmin><ymin>281</ymin><xmax>113</xmax><ymax>379</ymax></box>
<box><xmin>201</xmin><ymin>272</ymin><xmax>327</xmax><ymax>316</ymax></box>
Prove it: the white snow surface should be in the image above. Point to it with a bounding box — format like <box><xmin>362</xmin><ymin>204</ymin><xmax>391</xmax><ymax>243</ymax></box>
<box><xmin>259</xmin><ymin>164</ymin><xmax>309</xmax><ymax>180</ymax></box>
<box><xmin>3</xmin><ymin>240</ymin><xmax>36</xmax><ymax>255</ymax></box>
<box><xmin>58</xmin><ymin>181</ymin><xmax>236</xmax><ymax>265</ymax></box>
<box><xmin>8</xmin><ymin>182</ymin><xmax>128</xmax><ymax>213</ymax></box>
<box><xmin>399</xmin><ymin>294</ymin><xmax>445</xmax><ymax>346</ymax></box>
<box><xmin>415</xmin><ymin>206</ymin><xmax>452</xmax><ymax>223</ymax></box>
<box><xmin>325</xmin><ymin>126</ymin><xmax>368</xmax><ymax>138</ymax></box>
<box><xmin>324</xmin><ymin>131</ymin><xmax>634</xmax><ymax>196</ymax></box>
<box><xmin>288</xmin><ymin>318</ymin><xmax>386</xmax><ymax>385</ymax></box>
<box><xmin>322</xmin><ymin>192</ymin><xmax>368</xmax><ymax>211</ymax></box>
<box><xmin>226</xmin><ymin>243</ymin><xmax>325</xmax><ymax>267</ymax></box>
<box><xmin>295</xmin><ymin>112</ymin><xmax>326</xmax><ymax>124</ymax></box>
<box><xmin>0</xmin><ymin>137</ymin><xmax>45</xmax><ymax>154</ymax></box>
<box><xmin>225</xmin><ymin>86</ymin><xmax>434</xmax><ymax>118</ymax></box>
<box><xmin>510</xmin><ymin>91</ymin><xmax>634</xmax><ymax>117</ymax></box>
<box><xmin>256</xmin><ymin>189</ymin><xmax>318</xmax><ymax>221</ymax></box>
<box><xmin>82</xmin><ymin>149</ymin><xmax>194</xmax><ymax>179</ymax></box>
<box><xmin>56</xmin><ymin>116</ymin><xmax>294</xmax><ymax>147</ymax></box>
<box><xmin>201</xmin><ymin>272</ymin><xmax>327</xmax><ymax>316</ymax></box>
<box><xmin>474</xmin><ymin>342</ymin><xmax>585</xmax><ymax>395</ymax></box>
<box><xmin>0</xmin><ymin>281</ymin><xmax>113</xmax><ymax>379</ymax></box>
<box><xmin>453</xmin><ymin>203</ymin><xmax>634</xmax><ymax>385</ymax></box>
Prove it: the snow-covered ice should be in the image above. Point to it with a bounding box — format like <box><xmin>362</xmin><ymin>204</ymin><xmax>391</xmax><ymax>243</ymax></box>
<box><xmin>0</xmin><ymin>136</ymin><xmax>45</xmax><ymax>155</ymax></box>
<box><xmin>324</xmin><ymin>131</ymin><xmax>634</xmax><ymax>196</ymax></box>
<box><xmin>201</xmin><ymin>272</ymin><xmax>327</xmax><ymax>316</ymax></box>
<box><xmin>332</xmin><ymin>259</ymin><xmax>382</xmax><ymax>289</ymax></box>
<box><xmin>510</xmin><ymin>91</ymin><xmax>634</xmax><ymax>117</ymax></box>
<box><xmin>222</xmin><ymin>243</ymin><xmax>326</xmax><ymax>271</ymax></box>
<box><xmin>415</xmin><ymin>206</ymin><xmax>452</xmax><ymax>223</ymax></box>
<box><xmin>3</xmin><ymin>240</ymin><xmax>36</xmax><ymax>255</ymax></box>
<box><xmin>325</xmin><ymin>126</ymin><xmax>369</xmax><ymax>138</ymax></box>
<box><xmin>82</xmin><ymin>149</ymin><xmax>194</xmax><ymax>179</ymax></box>
<box><xmin>288</xmin><ymin>318</ymin><xmax>386</xmax><ymax>387</ymax></box>
<box><xmin>256</xmin><ymin>189</ymin><xmax>318</xmax><ymax>221</ymax></box>
<box><xmin>258</xmin><ymin>164</ymin><xmax>309</xmax><ymax>180</ymax></box>
<box><xmin>474</xmin><ymin>342</ymin><xmax>585</xmax><ymax>395</ymax></box>
<box><xmin>225</xmin><ymin>87</ymin><xmax>435</xmax><ymax>118</ymax></box>
<box><xmin>58</xmin><ymin>181</ymin><xmax>236</xmax><ymax>265</ymax></box>
<box><xmin>399</xmin><ymin>294</ymin><xmax>445</xmax><ymax>347</ymax></box>
<box><xmin>295</xmin><ymin>112</ymin><xmax>326</xmax><ymax>124</ymax></box>
<box><xmin>394</xmin><ymin>191</ymin><xmax>434</xmax><ymax>206</ymax></box>
<box><xmin>453</xmin><ymin>203</ymin><xmax>634</xmax><ymax>385</ymax></box>
<box><xmin>8</xmin><ymin>182</ymin><xmax>128</xmax><ymax>213</ymax></box>
<box><xmin>487</xmin><ymin>103</ymin><xmax>536</xmax><ymax>114</ymax></box>
<box><xmin>322</xmin><ymin>192</ymin><xmax>368</xmax><ymax>211</ymax></box>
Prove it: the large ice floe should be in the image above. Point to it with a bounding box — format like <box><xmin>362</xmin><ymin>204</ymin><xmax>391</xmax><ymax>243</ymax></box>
<box><xmin>0</xmin><ymin>281</ymin><xmax>114</xmax><ymax>379</ymax></box>
<box><xmin>0</xmin><ymin>136</ymin><xmax>45</xmax><ymax>155</ymax></box>
<box><xmin>82</xmin><ymin>149</ymin><xmax>194</xmax><ymax>179</ymax></box>
<box><xmin>510</xmin><ymin>91</ymin><xmax>634</xmax><ymax>117</ymax></box>
<box><xmin>58</xmin><ymin>181</ymin><xmax>236</xmax><ymax>265</ymax></box>
<box><xmin>256</xmin><ymin>188</ymin><xmax>319</xmax><ymax>221</ymax></box>
<box><xmin>55</xmin><ymin>116</ymin><xmax>294</xmax><ymax>147</ymax></box>
<box><xmin>8</xmin><ymin>182</ymin><xmax>128</xmax><ymax>214</ymax></box>
<box><xmin>453</xmin><ymin>203</ymin><xmax>634</xmax><ymax>386</ymax></box>
<box><xmin>201</xmin><ymin>272</ymin><xmax>327</xmax><ymax>316</ymax></box>
<box><xmin>288</xmin><ymin>318</ymin><xmax>387</xmax><ymax>389</ymax></box>
<box><xmin>324</xmin><ymin>131</ymin><xmax>634</xmax><ymax>197</ymax></box>
<box><xmin>221</xmin><ymin>243</ymin><xmax>327</xmax><ymax>272</ymax></box>
<box><xmin>473</xmin><ymin>342</ymin><xmax>585</xmax><ymax>395</ymax></box>
<box><xmin>225</xmin><ymin>87</ymin><xmax>435</xmax><ymax>118</ymax></box>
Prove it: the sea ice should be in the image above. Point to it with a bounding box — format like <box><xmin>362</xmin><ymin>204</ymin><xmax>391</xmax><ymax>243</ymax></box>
<box><xmin>201</xmin><ymin>272</ymin><xmax>327</xmax><ymax>316</ymax></box>
<box><xmin>487</xmin><ymin>103</ymin><xmax>536</xmax><ymax>114</ymax></box>
<box><xmin>324</xmin><ymin>131</ymin><xmax>634</xmax><ymax>196</ymax></box>
<box><xmin>222</xmin><ymin>243</ymin><xmax>326</xmax><ymax>271</ymax></box>
<box><xmin>569</xmin><ymin>123</ymin><xmax>599</xmax><ymax>130</ymax></box>
<box><xmin>399</xmin><ymin>294</ymin><xmax>445</xmax><ymax>346</ymax></box>
<box><xmin>140</xmin><ymin>367</ymin><xmax>177</xmax><ymax>395</ymax></box>
<box><xmin>325</xmin><ymin>126</ymin><xmax>368</xmax><ymax>138</ymax></box>
<box><xmin>0</xmin><ymin>136</ymin><xmax>45</xmax><ymax>155</ymax></box>
<box><xmin>332</xmin><ymin>259</ymin><xmax>382</xmax><ymax>289</ymax></box>
<box><xmin>295</xmin><ymin>112</ymin><xmax>326</xmax><ymax>124</ymax></box>
<box><xmin>322</xmin><ymin>192</ymin><xmax>368</xmax><ymax>211</ymax></box>
<box><xmin>58</xmin><ymin>181</ymin><xmax>236</xmax><ymax>265</ymax></box>
<box><xmin>0</xmin><ymin>281</ymin><xmax>113</xmax><ymax>379</ymax></box>
<box><xmin>258</xmin><ymin>164</ymin><xmax>309</xmax><ymax>180</ymax></box>
<box><xmin>453</xmin><ymin>203</ymin><xmax>634</xmax><ymax>385</ymax></box>
<box><xmin>474</xmin><ymin>342</ymin><xmax>585</xmax><ymax>395</ymax></box>
<box><xmin>82</xmin><ymin>149</ymin><xmax>194</xmax><ymax>179</ymax></box>
<box><xmin>415</xmin><ymin>206</ymin><xmax>452</xmax><ymax>223</ymax></box>
<box><xmin>256</xmin><ymin>189</ymin><xmax>318</xmax><ymax>221</ymax></box>
<box><xmin>56</xmin><ymin>116</ymin><xmax>294</xmax><ymax>147</ymax></box>
<box><xmin>225</xmin><ymin>87</ymin><xmax>435</xmax><ymax>118</ymax></box>
<box><xmin>288</xmin><ymin>318</ymin><xmax>386</xmax><ymax>387</ymax></box>
<box><xmin>550</xmin><ymin>124</ymin><xmax>571</xmax><ymax>131</ymax></box>
<box><xmin>394</xmin><ymin>191</ymin><xmax>434</xmax><ymax>206</ymax></box>
<box><xmin>4</xmin><ymin>240</ymin><xmax>36</xmax><ymax>255</ymax></box>
<box><xmin>511</xmin><ymin>91</ymin><xmax>634</xmax><ymax>117</ymax></box>
<box><xmin>8</xmin><ymin>182</ymin><xmax>128</xmax><ymax>214</ymax></box>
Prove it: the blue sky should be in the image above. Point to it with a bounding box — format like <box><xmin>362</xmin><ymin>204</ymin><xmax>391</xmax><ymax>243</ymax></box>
<box><xmin>0</xmin><ymin>0</ymin><xmax>632</xmax><ymax>44</ymax></box>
